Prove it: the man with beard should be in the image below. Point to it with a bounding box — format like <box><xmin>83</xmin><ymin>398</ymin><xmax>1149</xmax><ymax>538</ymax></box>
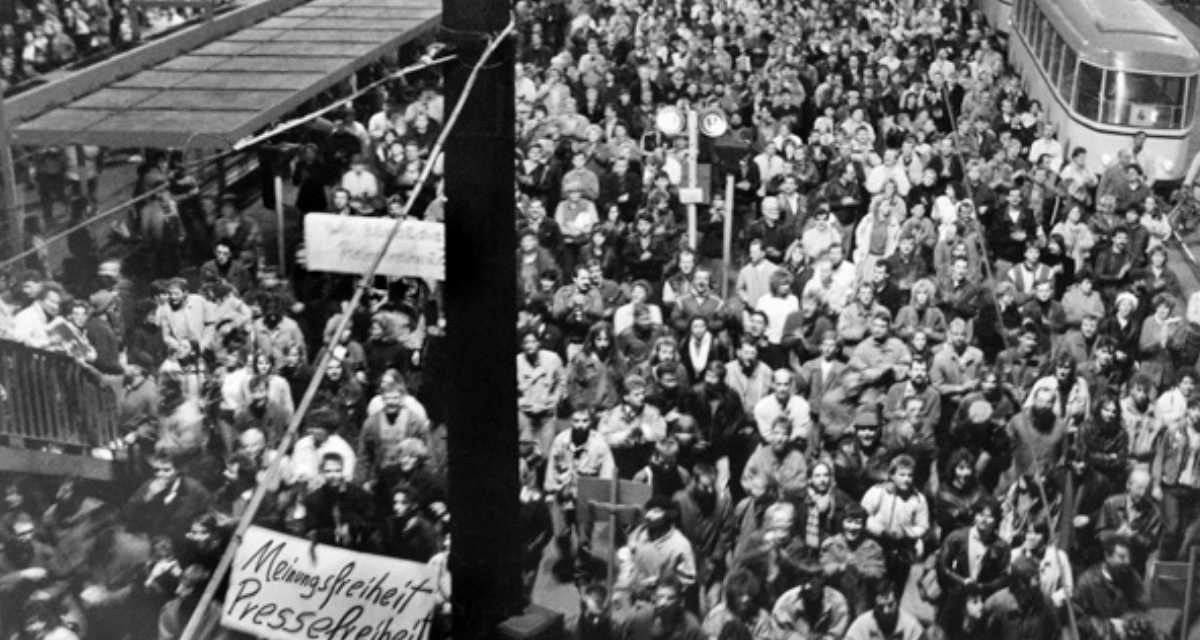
<box><xmin>553</xmin><ymin>265</ymin><xmax>605</xmax><ymax>326</ymax></box>
<box><xmin>252</xmin><ymin>295</ymin><xmax>307</xmax><ymax>365</ymax></box>
<box><xmin>155</xmin><ymin>278</ymin><xmax>213</xmax><ymax>355</ymax></box>
<box><xmin>0</xmin><ymin>515</ymin><xmax>62</xmax><ymax>639</ymax></box>
<box><xmin>754</xmin><ymin>369</ymin><xmax>814</xmax><ymax>451</ymax></box>
<box><xmin>634</xmin><ymin>437</ymin><xmax>691</xmax><ymax>498</ymax></box>
<box><xmin>673</xmin><ymin>463</ymin><xmax>735</xmax><ymax>609</ymax></box>
<box><xmin>600</xmin><ymin>375</ymin><xmax>667</xmax><ymax>478</ymax></box>
<box><xmin>1025</xmin><ymin>353</ymin><xmax>1091</xmax><ymax>427</ymax></box>
<box><xmin>981</xmin><ymin>556</ymin><xmax>1060</xmax><ymax>640</ymax></box>
<box><xmin>684</xmin><ymin>362</ymin><xmax>752</xmax><ymax>497</ymax></box>
<box><xmin>317</xmin><ymin>356</ymin><xmax>365</xmax><ymax>436</ymax></box>
<box><xmin>620</xmin><ymin>497</ymin><xmax>697</xmax><ymax>599</ymax></box>
<box><xmin>233</xmin><ymin>375</ymin><xmax>291</xmax><ymax>446</ymax></box>
<box><xmin>932</xmin><ymin>318</ymin><xmax>985</xmax><ymax>421</ymax></box>
<box><xmin>937</xmin><ymin>497</ymin><xmax>1010</xmax><ymax>600</ymax></box>
<box><xmin>357</xmin><ymin>381</ymin><xmax>433</xmax><ymax>487</ymax></box>
<box><xmin>621</xmin><ymin>574</ymin><xmax>703</xmax><ymax>640</ymax></box>
<box><xmin>850</xmin><ymin>310</ymin><xmax>911</xmax><ymax>394</ymax></box>
<box><xmin>545</xmin><ymin>407</ymin><xmax>614</xmax><ymax>583</ymax></box>
<box><xmin>1003</xmin><ymin>386</ymin><xmax>1068</xmax><ymax>492</ymax></box>
<box><xmin>671</xmin><ymin>268</ymin><xmax>725</xmax><ymax>336</ymax></box>
<box><xmin>124</xmin><ymin>448</ymin><xmax>213</xmax><ymax>540</ymax></box>
<box><xmin>820</xmin><ymin>369</ymin><xmax>881</xmax><ymax>454</ymax></box>
<box><xmin>1097</xmin><ymin>467</ymin><xmax>1162</xmax><ymax>575</ymax></box>
<box><xmin>844</xmin><ymin>580</ymin><xmax>923</xmax><ymax>640</ymax></box>
<box><xmin>1123</xmin><ymin>374</ymin><xmax>1162</xmax><ymax>467</ymax></box>
<box><xmin>303</xmin><ymin>453</ymin><xmax>374</xmax><ymax>550</ymax></box>
<box><xmin>772</xmin><ymin>560</ymin><xmax>852</xmax><ymax>639</ymax></box>
<box><xmin>725</xmin><ymin>336</ymin><xmax>775</xmax><ymax>418</ymax></box>
<box><xmin>1152</xmin><ymin>397</ymin><xmax>1200</xmax><ymax>560</ymax></box>
<box><xmin>882</xmin><ymin>357</ymin><xmax>941</xmax><ymax>441</ymax></box>
<box><xmin>1073</xmin><ymin>534</ymin><xmax>1148</xmax><ymax>640</ymax></box>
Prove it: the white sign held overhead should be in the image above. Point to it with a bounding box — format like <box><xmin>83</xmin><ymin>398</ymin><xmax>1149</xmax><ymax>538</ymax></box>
<box><xmin>222</xmin><ymin>526</ymin><xmax>438</xmax><ymax>640</ymax></box>
<box><xmin>304</xmin><ymin>214</ymin><xmax>445</xmax><ymax>281</ymax></box>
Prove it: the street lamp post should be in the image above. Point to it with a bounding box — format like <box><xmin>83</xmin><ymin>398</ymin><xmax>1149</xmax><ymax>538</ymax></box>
<box><xmin>655</xmin><ymin>105</ymin><xmax>726</xmax><ymax>250</ymax></box>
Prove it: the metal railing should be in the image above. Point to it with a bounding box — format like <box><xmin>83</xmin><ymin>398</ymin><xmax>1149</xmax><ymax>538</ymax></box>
<box><xmin>0</xmin><ymin>338</ymin><xmax>121</xmax><ymax>448</ymax></box>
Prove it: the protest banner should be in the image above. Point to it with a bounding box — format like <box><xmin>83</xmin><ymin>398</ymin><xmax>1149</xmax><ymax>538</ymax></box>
<box><xmin>222</xmin><ymin>526</ymin><xmax>438</xmax><ymax>640</ymax></box>
<box><xmin>304</xmin><ymin>214</ymin><xmax>445</xmax><ymax>280</ymax></box>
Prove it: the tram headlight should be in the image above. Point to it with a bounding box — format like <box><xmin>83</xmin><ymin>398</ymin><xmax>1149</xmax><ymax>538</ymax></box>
<box><xmin>1101</xmin><ymin>154</ymin><xmax>1114</xmax><ymax>167</ymax></box>
<box><xmin>1162</xmin><ymin>159</ymin><xmax>1177</xmax><ymax>175</ymax></box>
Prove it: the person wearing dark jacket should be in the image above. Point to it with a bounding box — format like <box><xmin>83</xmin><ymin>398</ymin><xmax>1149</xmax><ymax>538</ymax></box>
<box><xmin>124</xmin><ymin>449</ymin><xmax>213</xmax><ymax>541</ymax></box>
<box><xmin>937</xmin><ymin>497</ymin><xmax>1011</xmax><ymax>601</ymax></box>
<box><xmin>303</xmin><ymin>453</ymin><xmax>375</xmax><ymax>551</ymax></box>
<box><xmin>374</xmin><ymin>483</ymin><xmax>439</xmax><ymax>563</ymax></box>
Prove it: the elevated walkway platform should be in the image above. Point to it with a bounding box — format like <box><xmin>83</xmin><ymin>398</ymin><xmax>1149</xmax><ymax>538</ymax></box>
<box><xmin>10</xmin><ymin>0</ymin><xmax>440</xmax><ymax>149</ymax></box>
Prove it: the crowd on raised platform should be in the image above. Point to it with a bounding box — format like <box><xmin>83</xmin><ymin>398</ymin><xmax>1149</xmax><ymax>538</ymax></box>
<box><xmin>4</xmin><ymin>0</ymin><xmax>1200</xmax><ymax>637</ymax></box>
<box><xmin>1</xmin><ymin>0</ymin><xmax>233</xmax><ymax>86</ymax></box>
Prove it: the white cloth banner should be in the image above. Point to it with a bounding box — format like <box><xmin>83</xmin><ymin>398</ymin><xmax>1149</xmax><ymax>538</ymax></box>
<box><xmin>304</xmin><ymin>214</ymin><xmax>445</xmax><ymax>280</ymax></box>
<box><xmin>222</xmin><ymin>526</ymin><xmax>437</xmax><ymax>640</ymax></box>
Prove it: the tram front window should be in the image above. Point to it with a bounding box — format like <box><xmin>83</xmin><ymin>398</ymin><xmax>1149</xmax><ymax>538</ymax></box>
<box><xmin>1073</xmin><ymin>62</ymin><xmax>1103</xmax><ymax>122</ymax></box>
<box><xmin>1100</xmin><ymin>70</ymin><xmax>1191</xmax><ymax>129</ymax></box>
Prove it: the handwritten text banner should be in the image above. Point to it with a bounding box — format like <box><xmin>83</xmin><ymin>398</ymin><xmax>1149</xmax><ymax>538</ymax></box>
<box><xmin>223</xmin><ymin>526</ymin><xmax>437</xmax><ymax>640</ymax></box>
<box><xmin>304</xmin><ymin>214</ymin><xmax>445</xmax><ymax>280</ymax></box>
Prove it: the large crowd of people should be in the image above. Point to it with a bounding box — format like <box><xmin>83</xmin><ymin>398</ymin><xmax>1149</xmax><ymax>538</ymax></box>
<box><xmin>1</xmin><ymin>0</ymin><xmax>1200</xmax><ymax>637</ymax></box>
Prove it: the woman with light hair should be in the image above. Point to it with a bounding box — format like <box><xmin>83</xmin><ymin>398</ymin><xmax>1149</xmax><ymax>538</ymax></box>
<box><xmin>893</xmin><ymin>278</ymin><xmax>947</xmax><ymax>345</ymax></box>
<box><xmin>854</xmin><ymin>179</ymin><xmax>904</xmax><ymax>276</ymax></box>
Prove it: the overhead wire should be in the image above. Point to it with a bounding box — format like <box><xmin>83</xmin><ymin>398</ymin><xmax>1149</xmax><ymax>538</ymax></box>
<box><xmin>178</xmin><ymin>16</ymin><xmax>517</xmax><ymax>640</ymax></box>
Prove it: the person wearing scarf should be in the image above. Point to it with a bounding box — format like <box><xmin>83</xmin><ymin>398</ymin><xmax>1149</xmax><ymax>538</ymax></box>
<box><xmin>799</xmin><ymin>461</ymin><xmax>850</xmax><ymax>557</ymax></box>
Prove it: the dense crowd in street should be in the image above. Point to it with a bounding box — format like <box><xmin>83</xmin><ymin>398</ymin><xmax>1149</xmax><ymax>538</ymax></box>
<box><xmin>1</xmin><ymin>0</ymin><xmax>1200</xmax><ymax>637</ymax></box>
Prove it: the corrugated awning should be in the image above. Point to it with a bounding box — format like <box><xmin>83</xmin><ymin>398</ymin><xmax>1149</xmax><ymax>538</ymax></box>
<box><xmin>14</xmin><ymin>0</ymin><xmax>440</xmax><ymax>148</ymax></box>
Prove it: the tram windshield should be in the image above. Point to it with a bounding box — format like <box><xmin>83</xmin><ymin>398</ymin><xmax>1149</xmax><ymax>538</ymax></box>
<box><xmin>1074</xmin><ymin>62</ymin><xmax>1194</xmax><ymax>129</ymax></box>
